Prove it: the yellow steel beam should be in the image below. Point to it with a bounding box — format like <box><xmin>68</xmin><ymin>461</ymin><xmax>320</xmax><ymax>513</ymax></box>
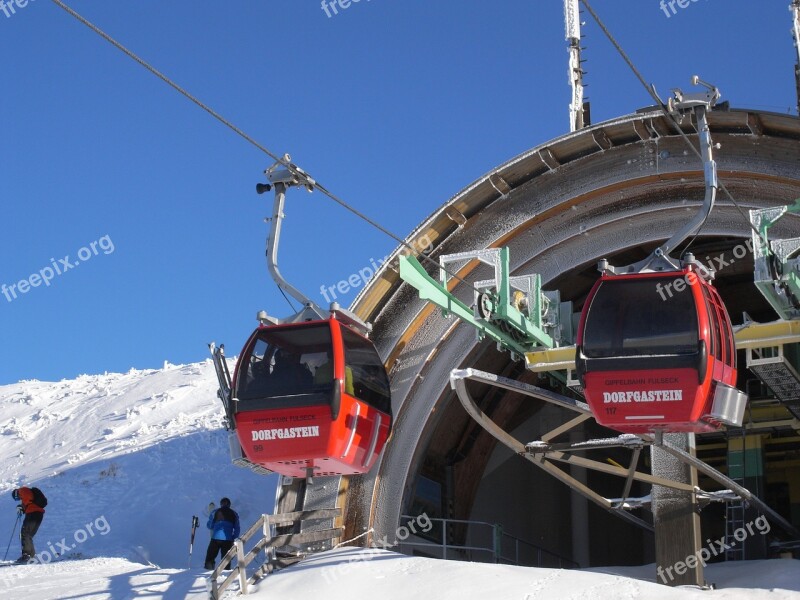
<box><xmin>525</xmin><ymin>346</ymin><xmax>577</xmax><ymax>372</ymax></box>
<box><xmin>525</xmin><ymin>320</ymin><xmax>800</xmax><ymax>372</ymax></box>
<box><xmin>735</xmin><ymin>319</ymin><xmax>800</xmax><ymax>349</ymax></box>
<box><xmin>749</xmin><ymin>404</ymin><xmax>800</xmax><ymax>421</ymax></box>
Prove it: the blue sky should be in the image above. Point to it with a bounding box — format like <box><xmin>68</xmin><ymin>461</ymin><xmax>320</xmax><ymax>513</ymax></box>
<box><xmin>1</xmin><ymin>0</ymin><xmax>797</xmax><ymax>384</ymax></box>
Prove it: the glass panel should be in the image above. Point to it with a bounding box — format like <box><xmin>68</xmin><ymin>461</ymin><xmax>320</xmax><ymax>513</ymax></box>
<box><xmin>701</xmin><ymin>286</ymin><xmax>721</xmax><ymax>360</ymax></box>
<box><xmin>714</xmin><ymin>304</ymin><xmax>728</xmax><ymax>364</ymax></box>
<box><xmin>406</xmin><ymin>476</ymin><xmax>443</xmax><ymax>543</ymax></box>
<box><xmin>582</xmin><ymin>277</ymin><xmax>699</xmax><ymax>358</ymax></box>
<box><xmin>722</xmin><ymin>302</ymin><xmax>736</xmax><ymax>368</ymax></box>
<box><xmin>341</xmin><ymin>327</ymin><xmax>392</xmax><ymax>414</ymax></box>
<box><xmin>714</xmin><ymin>293</ymin><xmax>735</xmax><ymax>367</ymax></box>
<box><xmin>236</xmin><ymin>323</ymin><xmax>333</xmax><ymax>403</ymax></box>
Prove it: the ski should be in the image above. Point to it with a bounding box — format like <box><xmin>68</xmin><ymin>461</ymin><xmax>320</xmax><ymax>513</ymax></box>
<box><xmin>0</xmin><ymin>559</ymin><xmax>38</xmax><ymax>567</ymax></box>
<box><xmin>0</xmin><ymin>553</ymin><xmax>77</xmax><ymax>567</ymax></box>
<box><xmin>208</xmin><ymin>343</ymin><xmax>233</xmax><ymax>424</ymax></box>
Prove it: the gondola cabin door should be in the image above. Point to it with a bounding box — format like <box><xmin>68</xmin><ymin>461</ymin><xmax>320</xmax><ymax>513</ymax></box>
<box><xmin>231</xmin><ymin>318</ymin><xmax>392</xmax><ymax>477</ymax></box>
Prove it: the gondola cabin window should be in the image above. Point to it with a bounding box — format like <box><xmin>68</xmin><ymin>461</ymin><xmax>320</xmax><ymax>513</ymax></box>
<box><xmin>236</xmin><ymin>324</ymin><xmax>333</xmax><ymax>407</ymax></box>
<box><xmin>341</xmin><ymin>327</ymin><xmax>392</xmax><ymax>414</ymax></box>
<box><xmin>582</xmin><ymin>277</ymin><xmax>699</xmax><ymax>359</ymax></box>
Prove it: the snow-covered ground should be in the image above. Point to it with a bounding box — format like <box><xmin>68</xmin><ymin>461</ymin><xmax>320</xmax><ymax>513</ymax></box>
<box><xmin>260</xmin><ymin>548</ymin><xmax>800</xmax><ymax>600</ymax></box>
<box><xmin>1</xmin><ymin>362</ymin><xmax>799</xmax><ymax>599</ymax></box>
<box><xmin>0</xmin><ymin>362</ymin><xmax>275</xmax><ymax>583</ymax></box>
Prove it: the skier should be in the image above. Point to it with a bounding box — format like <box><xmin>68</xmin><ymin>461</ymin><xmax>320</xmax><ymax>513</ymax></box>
<box><xmin>11</xmin><ymin>487</ymin><xmax>46</xmax><ymax>563</ymax></box>
<box><xmin>204</xmin><ymin>497</ymin><xmax>240</xmax><ymax>571</ymax></box>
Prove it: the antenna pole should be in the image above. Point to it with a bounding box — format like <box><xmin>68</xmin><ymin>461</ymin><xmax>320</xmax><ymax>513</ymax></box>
<box><xmin>792</xmin><ymin>0</ymin><xmax>800</xmax><ymax>115</ymax></box>
<box><xmin>564</xmin><ymin>0</ymin><xmax>588</xmax><ymax>131</ymax></box>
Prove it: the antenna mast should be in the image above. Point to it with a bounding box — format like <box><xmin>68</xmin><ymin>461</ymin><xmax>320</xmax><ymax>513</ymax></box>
<box><xmin>792</xmin><ymin>0</ymin><xmax>800</xmax><ymax>115</ymax></box>
<box><xmin>564</xmin><ymin>0</ymin><xmax>588</xmax><ymax>131</ymax></box>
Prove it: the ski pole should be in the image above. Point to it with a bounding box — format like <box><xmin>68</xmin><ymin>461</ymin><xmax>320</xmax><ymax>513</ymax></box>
<box><xmin>3</xmin><ymin>512</ymin><xmax>22</xmax><ymax>561</ymax></box>
<box><xmin>188</xmin><ymin>515</ymin><xmax>199</xmax><ymax>567</ymax></box>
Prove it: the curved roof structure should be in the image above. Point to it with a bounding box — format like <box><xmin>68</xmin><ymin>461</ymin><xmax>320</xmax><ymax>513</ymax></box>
<box><xmin>342</xmin><ymin>107</ymin><xmax>800</xmax><ymax>545</ymax></box>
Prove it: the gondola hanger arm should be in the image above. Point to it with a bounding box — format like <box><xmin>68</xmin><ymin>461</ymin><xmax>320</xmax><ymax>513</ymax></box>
<box><xmin>601</xmin><ymin>77</ymin><xmax>720</xmax><ymax>277</ymax></box>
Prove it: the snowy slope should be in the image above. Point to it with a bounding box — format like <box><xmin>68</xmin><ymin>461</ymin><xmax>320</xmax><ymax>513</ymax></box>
<box><xmin>3</xmin><ymin>547</ymin><xmax>800</xmax><ymax>600</ymax></box>
<box><xmin>3</xmin><ymin>557</ymin><xmax>209</xmax><ymax>599</ymax></box>
<box><xmin>1</xmin><ymin>363</ymin><xmax>799</xmax><ymax>600</ymax></box>
<box><xmin>0</xmin><ymin>361</ymin><xmax>277</xmax><ymax>570</ymax></box>
<box><xmin>256</xmin><ymin>548</ymin><xmax>800</xmax><ymax>600</ymax></box>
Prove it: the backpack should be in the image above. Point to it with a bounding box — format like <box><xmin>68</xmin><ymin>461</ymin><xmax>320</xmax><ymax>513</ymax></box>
<box><xmin>30</xmin><ymin>487</ymin><xmax>47</xmax><ymax>508</ymax></box>
<box><xmin>214</xmin><ymin>506</ymin><xmax>236</xmax><ymax>524</ymax></box>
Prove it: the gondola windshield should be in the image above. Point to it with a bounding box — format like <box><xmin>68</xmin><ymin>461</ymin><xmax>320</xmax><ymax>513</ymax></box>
<box><xmin>582</xmin><ymin>277</ymin><xmax>699</xmax><ymax>359</ymax></box>
<box><xmin>236</xmin><ymin>323</ymin><xmax>333</xmax><ymax>406</ymax></box>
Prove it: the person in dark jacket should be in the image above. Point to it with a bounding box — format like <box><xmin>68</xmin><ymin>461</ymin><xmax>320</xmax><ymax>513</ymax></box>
<box><xmin>11</xmin><ymin>487</ymin><xmax>45</xmax><ymax>563</ymax></box>
<box><xmin>204</xmin><ymin>497</ymin><xmax>240</xmax><ymax>570</ymax></box>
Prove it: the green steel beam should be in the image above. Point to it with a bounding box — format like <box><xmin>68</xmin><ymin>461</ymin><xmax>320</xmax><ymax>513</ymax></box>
<box><xmin>751</xmin><ymin>200</ymin><xmax>800</xmax><ymax>321</ymax></box>
<box><xmin>398</xmin><ymin>255</ymin><xmax>554</xmax><ymax>356</ymax></box>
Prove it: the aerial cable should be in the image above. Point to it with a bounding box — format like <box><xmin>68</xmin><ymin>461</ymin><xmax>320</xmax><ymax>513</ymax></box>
<box><xmin>48</xmin><ymin>0</ymin><xmax>492</xmax><ymax>299</ymax></box>
<box><xmin>579</xmin><ymin>0</ymin><xmax>769</xmax><ymax>247</ymax></box>
<box><xmin>49</xmin><ymin>0</ymin><xmax>283</xmax><ymax>162</ymax></box>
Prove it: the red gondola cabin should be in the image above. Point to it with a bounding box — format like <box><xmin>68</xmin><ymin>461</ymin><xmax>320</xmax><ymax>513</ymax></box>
<box><xmin>230</xmin><ymin>317</ymin><xmax>392</xmax><ymax>477</ymax></box>
<box><xmin>575</xmin><ymin>267</ymin><xmax>747</xmax><ymax>433</ymax></box>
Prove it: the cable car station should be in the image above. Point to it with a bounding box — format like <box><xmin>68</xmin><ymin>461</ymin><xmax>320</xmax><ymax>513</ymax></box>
<box><xmin>204</xmin><ymin>0</ymin><xmax>800</xmax><ymax>588</ymax></box>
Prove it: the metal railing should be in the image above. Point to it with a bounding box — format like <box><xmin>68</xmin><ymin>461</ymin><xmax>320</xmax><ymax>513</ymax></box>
<box><xmin>397</xmin><ymin>516</ymin><xmax>577</xmax><ymax>569</ymax></box>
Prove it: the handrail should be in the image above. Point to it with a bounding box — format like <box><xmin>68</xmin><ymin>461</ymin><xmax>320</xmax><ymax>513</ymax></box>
<box><xmin>397</xmin><ymin>515</ymin><xmax>577</xmax><ymax>569</ymax></box>
<box><xmin>208</xmin><ymin>508</ymin><xmax>342</xmax><ymax>599</ymax></box>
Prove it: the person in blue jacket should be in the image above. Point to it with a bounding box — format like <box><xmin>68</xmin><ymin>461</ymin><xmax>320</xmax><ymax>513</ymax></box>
<box><xmin>204</xmin><ymin>497</ymin><xmax>240</xmax><ymax>570</ymax></box>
